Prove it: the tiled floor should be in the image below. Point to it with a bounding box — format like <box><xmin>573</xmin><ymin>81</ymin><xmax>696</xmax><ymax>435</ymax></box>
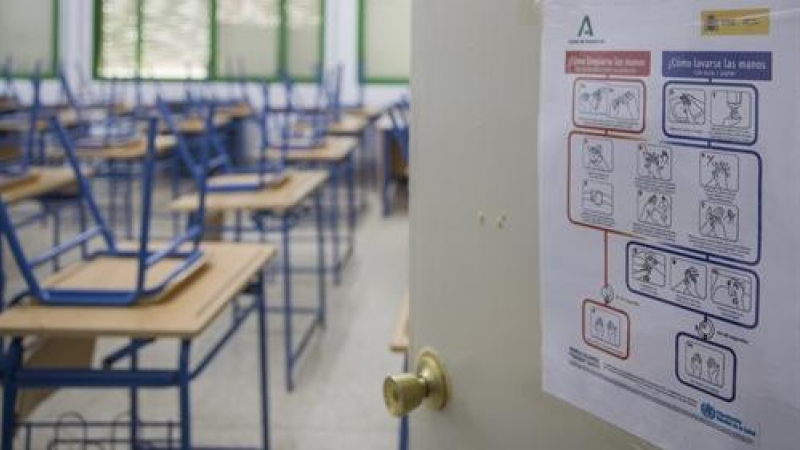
<box><xmin>2</xmin><ymin>182</ymin><xmax>409</xmax><ymax>449</ymax></box>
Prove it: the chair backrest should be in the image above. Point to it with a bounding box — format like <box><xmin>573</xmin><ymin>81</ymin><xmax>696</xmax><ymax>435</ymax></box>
<box><xmin>0</xmin><ymin>70</ymin><xmax>43</xmax><ymax>170</ymax></box>
<box><xmin>322</xmin><ymin>65</ymin><xmax>344</xmax><ymax>122</ymax></box>
<box><xmin>156</xmin><ymin>98</ymin><xmax>232</xmax><ymax>178</ymax></box>
<box><xmin>250</xmin><ymin>83</ymin><xmax>286</xmax><ymax>176</ymax></box>
<box><xmin>278</xmin><ymin>76</ymin><xmax>329</xmax><ymax>148</ymax></box>
<box><xmin>57</xmin><ymin>65</ymin><xmax>81</xmax><ymax>116</ymax></box>
<box><xmin>0</xmin><ymin>114</ymin><xmax>118</xmax><ymax>304</ymax></box>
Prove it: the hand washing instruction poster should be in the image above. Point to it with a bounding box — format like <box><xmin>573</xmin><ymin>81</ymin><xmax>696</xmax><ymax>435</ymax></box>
<box><xmin>538</xmin><ymin>1</ymin><xmax>800</xmax><ymax>449</ymax></box>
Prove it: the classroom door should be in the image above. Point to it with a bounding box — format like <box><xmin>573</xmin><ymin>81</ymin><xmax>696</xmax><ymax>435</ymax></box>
<box><xmin>398</xmin><ymin>1</ymin><xmax>659</xmax><ymax>448</ymax></box>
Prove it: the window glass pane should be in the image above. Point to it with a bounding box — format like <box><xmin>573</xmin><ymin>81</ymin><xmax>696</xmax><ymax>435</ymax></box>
<box><xmin>216</xmin><ymin>0</ymin><xmax>281</xmax><ymax>79</ymax></box>
<box><xmin>97</xmin><ymin>0</ymin><xmax>138</xmax><ymax>78</ymax></box>
<box><xmin>361</xmin><ymin>0</ymin><xmax>410</xmax><ymax>82</ymax></box>
<box><xmin>286</xmin><ymin>0</ymin><xmax>322</xmax><ymax>80</ymax></box>
<box><xmin>141</xmin><ymin>0</ymin><xmax>210</xmax><ymax>79</ymax></box>
<box><xmin>0</xmin><ymin>0</ymin><xmax>56</xmax><ymax>75</ymax></box>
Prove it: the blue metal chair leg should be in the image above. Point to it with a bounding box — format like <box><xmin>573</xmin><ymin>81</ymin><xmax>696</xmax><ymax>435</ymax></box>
<box><xmin>281</xmin><ymin>215</ymin><xmax>295</xmax><ymax>392</ymax></box>
<box><xmin>1</xmin><ymin>338</ymin><xmax>23</xmax><ymax>450</ymax></box>
<box><xmin>178</xmin><ymin>340</ymin><xmax>192</xmax><ymax>450</ymax></box>
<box><xmin>314</xmin><ymin>191</ymin><xmax>327</xmax><ymax>328</ymax></box>
<box><xmin>255</xmin><ymin>272</ymin><xmax>272</xmax><ymax>450</ymax></box>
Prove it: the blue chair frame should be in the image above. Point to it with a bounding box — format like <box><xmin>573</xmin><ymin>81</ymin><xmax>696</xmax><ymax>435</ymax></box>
<box><xmin>271</xmin><ymin>76</ymin><xmax>329</xmax><ymax>150</ymax></box>
<box><xmin>0</xmin><ymin>114</ymin><xmax>210</xmax><ymax>307</ymax></box>
<box><xmin>0</xmin><ymin>57</ymin><xmax>20</xmax><ymax>108</ymax></box>
<box><xmin>204</xmin><ymin>90</ymin><xmax>287</xmax><ymax>193</ymax></box>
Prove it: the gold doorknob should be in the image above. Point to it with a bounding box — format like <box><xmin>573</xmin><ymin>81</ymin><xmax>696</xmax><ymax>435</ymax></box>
<box><xmin>384</xmin><ymin>348</ymin><xmax>450</xmax><ymax>417</ymax></box>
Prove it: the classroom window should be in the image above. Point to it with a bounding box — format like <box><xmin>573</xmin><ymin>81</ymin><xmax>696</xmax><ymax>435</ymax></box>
<box><xmin>140</xmin><ymin>0</ymin><xmax>210</xmax><ymax>79</ymax></box>
<box><xmin>358</xmin><ymin>0</ymin><xmax>410</xmax><ymax>84</ymax></box>
<box><xmin>93</xmin><ymin>0</ymin><xmax>324</xmax><ymax>81</ymax></box>
<box><xmin>215</xmin><ymin>0</ymin><xmax>281</xmax><ymax>79</ymax></box>
<box><xmin>0</xmin><ymin>0</ymin><xmax>59</xmax><ymax>77</ymax></box>
<box><xmin>285</xmin><ymin>0</ymin><xmax>325</xmax><ymax>81</ymax></box>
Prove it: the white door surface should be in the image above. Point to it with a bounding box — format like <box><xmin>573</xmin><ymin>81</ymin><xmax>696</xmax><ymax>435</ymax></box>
<box><xmin>407</xmin><ymin>1</ymin><xmax>657</xmax><ymax>448</ymax></box>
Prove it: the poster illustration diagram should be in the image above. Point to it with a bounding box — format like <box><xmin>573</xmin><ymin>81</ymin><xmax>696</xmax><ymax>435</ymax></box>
<box><xmin>539</xmin><ymin>4</ymin><xmax>800</xmax><ymax>449</ymax></box>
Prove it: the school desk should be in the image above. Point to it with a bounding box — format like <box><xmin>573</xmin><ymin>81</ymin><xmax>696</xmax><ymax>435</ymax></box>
<box><xmin>171</xmin><ymin>170</ymin><xmax>328</xmax><ymax>391</ymax></box>
<box><xmin>0</xmin><ymin>242</ymin><xmax>276</xmax><ymax>450</ymax></box>
<box><xmin>267</xmin><ymin>137</ymin><xmax>358</xmax><ymax>284</ymax></box>
<box><xmin>327</xmin><ymin>114</ymin><xmax>374</xmax><ymax>214</ymax></box>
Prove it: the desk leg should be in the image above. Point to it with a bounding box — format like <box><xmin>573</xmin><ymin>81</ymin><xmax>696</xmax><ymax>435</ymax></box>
<box><xmin>130</xmin><ymin>341</ymin><xmax>141</xmax><ymax>446</ymax></box>
<box><xmin>255</xmin><ymin>272</ymin><xmax>272</xmax><ymax>450</ymax></box>
<box><xmin>125</xmin><ymin>161</ymin><xmax>134</xmax><ymax>240</ymax></box>
<box><xmin>178</xmin><ymin>340</ymin><xmax>192</xmax><ymax>450</ymax></box>
<box><xmin>382</xmin><ymin>131</ymin><xmax>392</xmax><ymax>217</ymax></box>
<box><xmin>1</xmin><ymin>338</ymin><xmax>22</xmax><ymax>450</ymax></box>
<box><xmin>399</xmin><ymin>353</ymin><xmax>410</xmax><ymax>450</ymax></box>
<box><xmin>357</xmin><ymin>135</ymin><xmax>368</xmax><ymax>213</ymax></box>
<box><xmin>329</xmin><ymin>164</ymin><xmax>341</xmax><ymax>285</ymax></box>
<box><xmin>171</xmin><ymin>152</ymin><xmax>181</xmax><ymax>238</ymax></box>
<box><xmin>235</xmin><ymin>211</ymin><xmax>243</xmax><ymax>242</ymax></box>
<box><xmin>51</xmin><ymin>203</ymin><xmax>62</xmax><ymax>272</ymax></box>
<box><xmin>315</xmin><ymin>191</ymin><xmax>327</xmax><ymax>328</ymax></box>
<box><xmin>109</xmin><ymin>161</ymin><xmax>118</xmax><ymax>234</ymax></box>
<box><xmin>0</xmin><ymin>238</ymin><xmax>4</xmax><ymax>364</ymax></box>
<box><xmin>281</xmin><ymin>216</ymin><xmax>295</xmax><ymax>392</ymax></box>
<box><xmin>345</xmin><ymin>154</ymin><xmax>357</xmax><ymax>252</ymax></box>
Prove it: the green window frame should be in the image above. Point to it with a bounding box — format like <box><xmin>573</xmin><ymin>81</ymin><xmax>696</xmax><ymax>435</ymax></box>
<box><xmin>358</xmin><ymin>0</ymin><xmax>410</xmax><ymax>85</ymax></box>
<box><xmin>0</xmin><ymin>0</ymin><xmax>60</xmax><ymax>78</ymax></box>
<box><xmin>92</xmin><ymin>0</ymin><xmax>325</xmax><ymax>82</ymax></box>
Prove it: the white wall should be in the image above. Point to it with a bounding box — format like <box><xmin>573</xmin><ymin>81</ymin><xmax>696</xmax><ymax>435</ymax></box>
<box><xmin>15</xmin><ymin>0</ymin><xmax>407</xmax><ymax>108</ymax></box>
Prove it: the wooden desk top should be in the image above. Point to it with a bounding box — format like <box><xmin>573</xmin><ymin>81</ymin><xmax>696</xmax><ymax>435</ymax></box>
<box><xmin>327</xmin><ymin>114</ymin><xmax>370</xmax><ymax>136</ymax></box>
<box><xmin>344</xmin><ymin>105</ymin><xmax>386</xmax><ymax>120</ymax></box>
<box><xmin>219</xmin><ymin>103</ymin><xmax>254</xmax><ymax>119</ymax></box>
<box><xmin>172</xmin><ymin>170</ymin><xmax>328</xmax><ymax>214</ymax></box>
<box><xmin>0</xmin><ymin>110</ymin><xmax>79</xmax><ymax>132</ymax></box>
<box><xmin>0</xmin><ymin>168</ymin><xmax>76</xmax><ymax>205</ymax></box>
<box><xmin>0</xmin><ymin>242</ymin><xmax>276</xmax><ymax>339</ymax></box>
<box><xmin>75</xmin><ymin>135</ymin><xmax>177</xmax><ymax>161</ymax></box>
<box><xmin>390</xmin><ymin>292</ymin><xmax>410</xmax><ymax>354</ymax></box>
<box><xmin>175</xmin><ymin>113</ymin><xmax>231</xmax><ymax>134</ymax></box>
<box><xmin>0</xmin><ymin>97</ymin><xmax>19</xmax><ymax>114</ymax></box>
<box><xmin>267</xmin><ymin>137</ymin><xmax>357</xmax><ymax>163</ymax></box>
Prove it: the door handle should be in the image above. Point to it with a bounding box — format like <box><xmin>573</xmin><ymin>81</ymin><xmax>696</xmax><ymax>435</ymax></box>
<box><xmin>383</xmin><ymin>348</ymin><xmax>451</xmax><ymax>417</ymax></box>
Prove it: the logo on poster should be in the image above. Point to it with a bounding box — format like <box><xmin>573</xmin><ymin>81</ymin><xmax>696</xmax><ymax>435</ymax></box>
<box><xmin>570</xmin><ymin>15</ymin><xmax>605</xmax><ymax>44</ymax></box>
<box><xmin>701</xmin><ymin>402</ymin><xmax>717</xmax><ymax>420</ymax></box>
<box><xmin>578</xmin><ymin>16</ymin><xmax>594</xmax><ymax>37</ymax></box>
<box><xmin>700</xmin><ymin>402</ymin><xmax>758</xmax><ymax>438</ymax></box>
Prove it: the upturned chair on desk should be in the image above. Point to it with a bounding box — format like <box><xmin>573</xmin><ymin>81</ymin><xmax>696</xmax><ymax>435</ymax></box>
<box><xmin>0</xmin><ymin>114</ymin><xmax>210</xmax><ymax>307</ymax></box>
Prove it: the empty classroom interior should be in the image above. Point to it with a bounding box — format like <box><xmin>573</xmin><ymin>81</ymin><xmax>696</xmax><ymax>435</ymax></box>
<box><xmin>0</xmin><ymin>0</ymin><xmax>411</xmax><ymax>449</ymax></box>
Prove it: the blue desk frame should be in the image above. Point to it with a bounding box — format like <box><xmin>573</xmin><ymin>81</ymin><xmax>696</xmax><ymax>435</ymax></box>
<box><xmin>182</xmin><ymin>182</ymin><xmax>328</xmax><ymax>392</ymax></box>
<box><xmin>285</xmin><ymin>150</ymin><xmax>357</xmax><ymax>286</ymax></box>
<box><xmin>1</xmin><ymin>269</ymin><xmax>272</xmax><ymax>450</ymax></box>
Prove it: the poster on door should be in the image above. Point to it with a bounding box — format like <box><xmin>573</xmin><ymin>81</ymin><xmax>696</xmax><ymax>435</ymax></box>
<box><xmin>538</xmin><ymin>1</ymin><xmax>800</xmax><ymax>449</ymax></box>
